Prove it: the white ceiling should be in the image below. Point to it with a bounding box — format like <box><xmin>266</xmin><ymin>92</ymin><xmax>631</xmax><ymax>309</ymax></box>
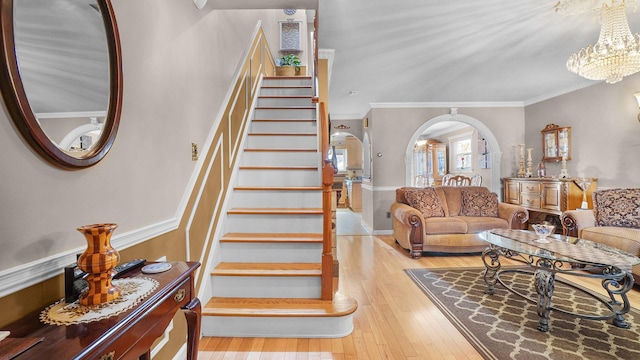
<box><xmin>317</xmin><ymin>0</ymin><xmax>640</xmax><ymax>119</ymax></box>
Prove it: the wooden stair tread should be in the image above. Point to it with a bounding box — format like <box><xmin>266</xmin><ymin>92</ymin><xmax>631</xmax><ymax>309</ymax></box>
<box><xmin>252</xmin><ymin>119</ymin><xmax>316</xmax><ymax>122</ymax></box>
<box><xmin>212</xmin><ymin>262</ymin><xmax>322</xmax><ymax>276</ymax></box>
<box><xmin>243</xmin><ymin>148</ymin><xmax>317</xmax><ymax>152</ymax></box>
<box><xmin>221</xmin><ymin>232</ymin><xmax>323</xmax><ymax>243</ymax></box>
<box><xmin>264</xmin><ymin>76</ymin><xmax>312</xmax><ymax>80</ymax></box>
<box><xmin>258</xmin><ymin>95</ymin><xmax>312</xmax><ymax>99</ymax></box>
<box><xmin>233</xmin><ymin>186</ymin><xmax>322</xmax><ymax>191</ymax></box>
<box><xmin>260</xmin><ymin>85</ymin><xmax>312</xmax><ymax>89</ymax></box>
<box><xmin>248</xmin><ymin>133</ymin><xmax>316</xmax><ymax>136</ymax></box>
<box><xmin>203</xmin><ymin>294</ymin><xmax>357</xmax><ymax>317</ymax></box>
<box><xmin>228</xmin><ymin>208</ymin><xmax>323</xmax><ymax>215</ymax></box>
<box><xmin>238</xmin><ymin>166</ymin><xmax>317</xmax><ymax>171</ymax></box>
<box><xmin>256</xmin><ymin>106</ymin><xmax>316</xmax><ymax>110</ymax></box>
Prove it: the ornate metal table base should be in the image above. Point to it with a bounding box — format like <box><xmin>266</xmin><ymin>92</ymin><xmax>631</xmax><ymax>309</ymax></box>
<box><xmin>482</xmin><ymin>244</ymin><xmax>635</xmax><ymax>332</ymax></box>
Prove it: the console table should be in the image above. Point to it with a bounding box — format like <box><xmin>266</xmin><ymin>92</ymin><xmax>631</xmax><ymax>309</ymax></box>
<box><xmin>1</xmin><ymin>261</ymin><xmax>201</xmax><ymax>360</ymax></box>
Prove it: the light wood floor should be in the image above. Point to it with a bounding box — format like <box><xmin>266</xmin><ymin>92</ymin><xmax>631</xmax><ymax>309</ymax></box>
<box><xmin>199</xmin><ymin>234</ymin><xmax>640</xmax><ymax>360</ymax></box>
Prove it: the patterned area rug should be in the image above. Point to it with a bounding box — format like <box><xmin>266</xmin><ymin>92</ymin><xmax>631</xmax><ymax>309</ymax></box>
<box><xmin>405</xmin><ymin>268</ymin><xmax>640</xmax><ymax>360</ymax></box>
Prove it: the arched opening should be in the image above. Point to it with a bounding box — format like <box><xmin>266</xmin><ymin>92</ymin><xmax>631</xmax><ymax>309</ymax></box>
<box><xmin>404</xmin><ymin>113</ymin><xmax>502</xmax><ymax>196</ymax></box>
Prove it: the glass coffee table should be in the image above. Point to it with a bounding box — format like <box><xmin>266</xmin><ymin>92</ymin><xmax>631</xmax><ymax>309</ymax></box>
<box><xmin>479</xmin><ymin>229</ymin><xmax>640</xmax><ymax>332</ymax></box>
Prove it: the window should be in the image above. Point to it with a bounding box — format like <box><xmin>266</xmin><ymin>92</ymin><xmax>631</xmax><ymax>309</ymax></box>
<box><xmin>449</xmin><ymin>132</ymin><xmax>474</xmax><ymax>172</ymax></box>
<box><xmin>329</xmin><ymin>148</ymin><xmax>347</xmax><ymax>172</ymax></box>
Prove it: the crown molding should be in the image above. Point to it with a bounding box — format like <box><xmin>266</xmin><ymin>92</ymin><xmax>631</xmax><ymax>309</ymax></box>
<box><xmin>370</xmin><ymin>101</ymin><xmax>524</xmax><ymax>109</ymax></box>
<box><xmin>330</xmin><ymin>114</ymin><xmax>364</xmax><ymax>120</ymax></box>
<box><xmin>522</xmin><ymin>81</ymin><xmax>599</xmax><ymax>106</ymax></box>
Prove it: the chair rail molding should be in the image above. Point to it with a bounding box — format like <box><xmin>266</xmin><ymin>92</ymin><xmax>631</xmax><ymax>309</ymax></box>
<box><xmin>0</xmin><ymin>218</ymin><xmax>178</xmax><ymax>298</ymax></box>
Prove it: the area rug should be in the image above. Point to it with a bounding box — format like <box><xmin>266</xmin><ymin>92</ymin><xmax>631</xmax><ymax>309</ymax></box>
<box><xmin>405</xmin><ymin>268</ymin><xmax>640</xmax><ymax>360</ymax></box>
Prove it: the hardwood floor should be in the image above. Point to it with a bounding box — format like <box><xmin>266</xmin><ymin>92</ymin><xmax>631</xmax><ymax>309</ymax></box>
<box><xmin>199</xmin><ymin>234</ymin><xmax>640</xmax><ymax>359</ymax></box>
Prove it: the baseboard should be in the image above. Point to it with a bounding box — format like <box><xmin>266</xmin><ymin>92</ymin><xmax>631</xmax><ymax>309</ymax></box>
<box><xmin>372</xmin><ymin>230</ymin><xmax>393</xmax><ymax>235</ymax></box>
<box><xmin>171</xmin><ymin>344</ymin><xmax>187</xmax><ymax>360</ymax></box>
<box><xmin>202</xmin><ymin>314</ymin><xmax>354</xmax><ymax>338</ymax></box>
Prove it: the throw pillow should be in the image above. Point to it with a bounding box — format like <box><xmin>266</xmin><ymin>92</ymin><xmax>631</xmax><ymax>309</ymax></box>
<box><xmin>594</xmin><ymin>188</ymin><xmax>640</xmax><ymax>228</ymax></box>
<box><xmin>404</xmin><ymin>188</ymin><xmax>445</xmax><ymax>218</ymax></box>
<box><xmin>460</xmin><ymin>190</ymin><xmax>499</xmax><ymax>217</ymax></box>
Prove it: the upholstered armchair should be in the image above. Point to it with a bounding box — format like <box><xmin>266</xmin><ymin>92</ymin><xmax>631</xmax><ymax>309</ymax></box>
<box><xmin>562</xmin><ymin>188</ymin><xmax>640</xmax><ymax>285</ymax></box>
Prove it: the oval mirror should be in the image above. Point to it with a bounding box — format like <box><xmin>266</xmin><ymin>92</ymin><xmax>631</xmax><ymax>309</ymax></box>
<box><xmin>0</xmin><ymin>0</ymin><xmax>122</xmax><ymax>169</ymax></box>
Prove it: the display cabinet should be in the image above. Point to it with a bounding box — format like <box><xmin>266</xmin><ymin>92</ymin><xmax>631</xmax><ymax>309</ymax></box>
<box><xmin>541</xmin><ymin>124</ymin><xmax>571</xmax><ymax>162</ymax></box>
<box><xmin>414</xmin><ymin>139</ymin><xmax>447</xmax><ymax>186</ymax></box>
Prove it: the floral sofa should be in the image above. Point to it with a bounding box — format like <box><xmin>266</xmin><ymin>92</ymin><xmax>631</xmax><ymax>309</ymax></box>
<box><xmin>391</xmin><ymin>186</ymin><xmax>529</xmax><ymax>258</ymax></box>
<box><xmin>561</xmin><ymin>188</ymin><xmax>640</xmax><ymax>285</ymax></box>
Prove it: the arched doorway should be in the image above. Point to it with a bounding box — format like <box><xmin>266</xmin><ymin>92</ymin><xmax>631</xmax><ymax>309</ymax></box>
<box><xmin>404</xmin><ymin>113</ymin><xmax>502</xmax><ymax>196</ymax></box>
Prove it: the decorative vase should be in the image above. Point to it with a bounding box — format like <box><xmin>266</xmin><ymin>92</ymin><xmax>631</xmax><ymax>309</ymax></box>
<box><xmin>76</xmin><ymin>223</ymin><xmax>121</xmax><ymax>306</ymax></box>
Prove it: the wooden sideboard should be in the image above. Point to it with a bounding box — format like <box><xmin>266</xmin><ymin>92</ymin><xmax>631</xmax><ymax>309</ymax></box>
<box><xmin>503</xmin><ymin>177</ymin><xmax>598</xmax><ymax>216</ymax></box>
<box><xmin>2</xmin><ymin>261</ymin><xmax>201</xmax><ymax>360</ymax></box>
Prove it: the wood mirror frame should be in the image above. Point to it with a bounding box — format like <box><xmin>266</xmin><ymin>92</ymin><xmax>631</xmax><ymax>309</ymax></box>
<box><xmin>541</xmin><ymin>123</ymin><xmax>571</xmax><ymax>163</ymax></box>
<box><xmin>0</xmin><ymin>0</ymin><xmax>122</xmax><ymax>170</ymax></box>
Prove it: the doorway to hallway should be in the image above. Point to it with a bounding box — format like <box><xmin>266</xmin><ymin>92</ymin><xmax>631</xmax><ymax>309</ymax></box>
<box><xmin>336</xmin><ymin>208</ymin><xmax>370</xmax><ymax>235</ymax></box>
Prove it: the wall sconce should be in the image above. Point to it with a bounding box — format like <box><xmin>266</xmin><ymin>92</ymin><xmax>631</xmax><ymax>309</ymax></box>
<box><xmin>634</xmin><ymin>93</ymin><xmax>640</xmax><ymax>122</ymax></box>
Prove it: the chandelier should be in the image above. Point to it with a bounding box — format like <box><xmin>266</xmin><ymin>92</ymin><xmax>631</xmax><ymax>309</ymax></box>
<box><xmin>560</xmin><ymin>0</ymin><xmax>640</xmax><ymax>83</ymax></box>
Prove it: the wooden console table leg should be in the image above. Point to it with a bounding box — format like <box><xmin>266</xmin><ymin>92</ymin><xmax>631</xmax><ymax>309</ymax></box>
<box><xmin>139</xmin><ymin>350</ymin><xmax>151</xmax><ymax>360</ymax></box>
<box><xmin>182</xmin><ymin>298</ymin><xmax>201</xmax><ymax>360</ymax></box>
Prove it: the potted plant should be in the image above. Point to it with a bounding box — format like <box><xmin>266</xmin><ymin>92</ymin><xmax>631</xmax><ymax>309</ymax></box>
<box><xmin>277</xmin><ymin>54</ymin><xmax>301</xmax><ymax>76</ymax></box>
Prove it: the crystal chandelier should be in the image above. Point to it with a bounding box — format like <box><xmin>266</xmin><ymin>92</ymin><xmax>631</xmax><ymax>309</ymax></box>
<box><xmin>562</xmin><ymin>0</ymin><xmax>640</xmax><ymax>83</ymax></box>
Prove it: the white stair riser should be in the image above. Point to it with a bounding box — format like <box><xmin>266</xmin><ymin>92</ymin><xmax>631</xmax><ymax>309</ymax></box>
<box><xmin>245</xmin><ymin>135</ymin><xmax>317</xmax><ymax>149</ymax></box>
<box><xmin>237</xmin><ymin>169</ymin><xmax>321</xmax><ymax>187</ymax></box>
<box><xmin>258</xmin><ymin>97</ymin><xmax>312</xmax><ymax>106</ymax></box>
<box><xmin>254</xmin><ymin>109</ymin><xmax>316</xmax><ymax>120</ymax></box>
<box><xmin>251</xmin><ymin>121</ymin><xmax>317</xmax><ymax>134</ymax></box>
<box><xmin>225</xmin><ymin>214</ymin><xmax>323</xmax><ymax>233</ymax></box>
<box><xmin>263</xmin><ymin>78</ymin><xmax>312</xmax><ymax>87</ymax></box>
<box><xmin>201</xmin><ymin>315</ymin><xmax>354</xmax><ymax>338</ymax></box>
<box><xmin>241</xmin><ymin>151</ymin><xmax>319</xmax><ymax>167</ymax></box>
<box><xmin>231</xmin><ymin>190</ymin><xmax>322</xmax><ymax>208</ymax></box>
<box><xmin>211</xmin><ymin>276</ymin><xmax>321</xmax><ymax>298</ymax></box>
<box><xmin>260</xmin><ymin>87</ymin><xmax>313</xmax><ymax>96</ymax></box>
<box><xmin>220</xmin><ymin>242</ymin><xmax>322</xmax><ymax>263</ymax></box>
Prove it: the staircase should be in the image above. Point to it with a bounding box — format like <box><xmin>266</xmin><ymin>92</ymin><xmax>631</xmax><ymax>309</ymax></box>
<box><xmin>201</xmin><ymin>76</ymin><xmax>357</xmax><ymax>338</ymax></box>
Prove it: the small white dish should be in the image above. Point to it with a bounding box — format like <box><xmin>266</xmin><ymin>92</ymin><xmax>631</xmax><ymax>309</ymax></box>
<box><xmin>141</xmin><ymin>262</ymin><xmax>172</xmax><ymax>274</ymax></box>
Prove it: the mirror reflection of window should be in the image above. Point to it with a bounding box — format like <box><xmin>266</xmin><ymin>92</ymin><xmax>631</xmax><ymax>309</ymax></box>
<box><xmin>14</xmin><ymin>0</ymin><xmax>110</xmax><ymax>154</ymax></box>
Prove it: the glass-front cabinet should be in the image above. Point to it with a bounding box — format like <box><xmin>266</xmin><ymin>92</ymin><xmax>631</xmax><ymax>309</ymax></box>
<box><xmin>413</xmin><ymin>139</ymin><xmax>447</xmax><ymax>186</ymax></box>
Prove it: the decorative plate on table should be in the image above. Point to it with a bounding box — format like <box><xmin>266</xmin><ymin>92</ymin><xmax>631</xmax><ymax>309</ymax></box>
<box><xmin>141</xmin><ymin>262</ymin><xmax>172</xmax><ymax>274</ymax></box>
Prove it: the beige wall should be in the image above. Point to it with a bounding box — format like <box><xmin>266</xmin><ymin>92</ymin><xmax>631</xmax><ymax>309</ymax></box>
<box><xmin>525</xmin><ymin>73</ymin><xmax>640</xmax><ymax>188</ymax></box>
<box><xmin>0</xmin><ymin>4</ymin><xmax>280</xmax><ymax>271</ymax></box>
<box><xmin>1</xmin><ymin>3</ymin><xmax>282</xmax><ymax>358</ymax></box>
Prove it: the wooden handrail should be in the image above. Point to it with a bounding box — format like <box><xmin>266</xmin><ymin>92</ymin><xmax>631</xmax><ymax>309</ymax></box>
<box><xmin>309</xmin><ymin>10</ymin><xmax>333</xmax><ymax>301</ymax></box>
<box><xmin>312</xmin><ymin>10</ymin><xmax>319</xmax><ymax>103</ymax></box>
<box><xmin>320</xmin><ymin>101</ymin><xmax>334</xmax><ymax>300</ymax></box>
